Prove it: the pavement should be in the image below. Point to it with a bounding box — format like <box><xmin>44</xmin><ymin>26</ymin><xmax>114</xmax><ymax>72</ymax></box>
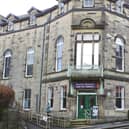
<box><xmin>26</xmin><ymin>120</ymin><xmax>129</xmax><ymax>129</ymax></box>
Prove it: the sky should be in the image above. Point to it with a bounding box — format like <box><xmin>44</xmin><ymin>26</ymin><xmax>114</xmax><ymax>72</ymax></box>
<box><xmin>0</xmin><ymin>0</ymin><xmax>58</xmax><ymax>17</ymax></box>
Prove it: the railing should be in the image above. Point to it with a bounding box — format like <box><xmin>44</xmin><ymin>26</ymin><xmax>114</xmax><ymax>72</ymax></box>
<box><xmin>20</xmin><ymin>111</ymin><xmax>71</xmax><ymax>129</ymax></box>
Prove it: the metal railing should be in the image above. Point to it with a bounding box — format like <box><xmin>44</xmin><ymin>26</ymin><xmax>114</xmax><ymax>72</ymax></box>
<box><xmin>20</xmin><ymin>111</ymin><xmax>71</xmax><ymax>129</ymax></box>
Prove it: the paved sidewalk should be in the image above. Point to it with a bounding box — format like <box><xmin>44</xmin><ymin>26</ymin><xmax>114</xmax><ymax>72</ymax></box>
<box><xmin>26</xmin><ymin>120</ymin><xmax>129</xmax><ymax>129</ymax></box>
<box><xmin>73</xmin><ymin>121</ymin><xmax>129</xmax><ymax>129</ymax></box>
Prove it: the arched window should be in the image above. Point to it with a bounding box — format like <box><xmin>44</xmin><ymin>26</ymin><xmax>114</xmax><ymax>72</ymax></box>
<box><xmin>56</xmin><ymin>36</ymin><xmax>64</xmax><ymax>72</ymax></box>
<box><xmin>115</xmin><ymin>37</ymin><xmax>124</xmax><ymax>71</ymax></box>
<box><xmin>3</xmin><ymin>50</ymin><xmax>12</xmax><ymax>79</ymax></box>
<box><xmin>25</xmin><ymin>48</ymin><xmax>34</xmax><ymax>76</ymax></box>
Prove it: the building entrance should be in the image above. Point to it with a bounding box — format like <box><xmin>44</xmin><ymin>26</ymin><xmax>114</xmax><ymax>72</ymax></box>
<box><xmin>78</xmin><ymin>94</ymin><xmax>97</xmax><ymax>119</ymax></box>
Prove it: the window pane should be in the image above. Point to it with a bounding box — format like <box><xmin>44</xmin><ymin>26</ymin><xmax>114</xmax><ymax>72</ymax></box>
<box><xmin>56</xmin><ymin>37</ymin><xmax>63</xmax><ymax>71</ymax></box>
<box><xmin>83</xmin><ymin>34</ymin><xmax>93</xmax><ymax>41</ymax></box>
<box><xmin>83</xmin><ymin>43</ymin><xmax>92</xmax><ymax>68</ymax></box>
<box><xmin>116</xmin><ymin>98</ymin><xmax>122</xmax><ymax>108</ymax></box>
<box><xmin>61</xmin><ymin>86</ymin><xmax>67</xmax><ymax>109</ymax></box>
<box><xmin>24</xmin><ymin>89</ymin><xmax>31</xmax><ymax>109</ymax></box>
<box><xmin>76</xmin><ymin>34</ymin><xmax>82</xmax><ymax>41</ymax></box>
<box><xmin>83</xmin><ymin>0</ymin><xmax>94</xmax><ymax>7</ymax></box>
<box><xmin>94</xmin><ymin>43</ymin><xmax>99</xmax><ymax>68</ymax></box>
<box><xmin>116</xmin><ymin>38</ymin><xmax>124</xmax><ymax>71</ymax></box>
<box><xmin>27</xmin><ymin>48</ymin><xmax>34</xmax><ymax>64</ymax></box>
<box><xmin>27</xmin><ymin>64</ymin><xmax>33</xmax><ymax>76</ymax></box>
<box><xmin>26</xmin><ymin>48</ymin><xmax>34</xmax><ymax>76</ymax></box>
<box><xmin>48</xmin><ymin>87</ymin><xmax>54</xmax><ymax>108</ymax></box>
<box><xmin>76</xmin><ymin>43</ymin><xmax>82</xmax><ymax>69</ymax></box>
<box><xmin>3</xmin><ymin>51</ymin><xmax>11</xmax><ymax>78</ymax></box>
<box><xmin>115</xmin><ymin>86</ymin><xmax>124</xmax><ymax>109</ymax></box>
<box><xmin>94</xmin><ymin>33</ymin><xmax>100</xmax><ymax>41</ymax></box>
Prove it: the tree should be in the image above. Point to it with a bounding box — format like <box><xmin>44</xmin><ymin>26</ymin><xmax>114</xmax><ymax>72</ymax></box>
<box><xmin>0</xmin><ymin>85</ymin><xmax>15</xmax><ymax>109</ymax></box>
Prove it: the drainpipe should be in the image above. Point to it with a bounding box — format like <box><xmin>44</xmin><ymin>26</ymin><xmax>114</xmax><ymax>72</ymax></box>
<box><xmin>38</xmin><ymin>24</ymin><xmax>46</xmax><ymax>113</ymax></box>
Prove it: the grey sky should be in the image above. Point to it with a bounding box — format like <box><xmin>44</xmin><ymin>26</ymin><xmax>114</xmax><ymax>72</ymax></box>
<box><xmin>0</xmin><ymin>0</ymin><xmax>58</xmax><ymax>16</ymax></box>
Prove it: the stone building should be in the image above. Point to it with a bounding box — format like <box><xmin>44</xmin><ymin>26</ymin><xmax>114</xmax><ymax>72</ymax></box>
<box><xmin>0</xmin><ymin>0</ymin><xmax>129</xmax><ymax>121</ymax></box>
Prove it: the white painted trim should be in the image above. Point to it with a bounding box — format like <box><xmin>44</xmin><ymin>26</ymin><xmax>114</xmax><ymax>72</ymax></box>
<box><xmin>77</xmin><ymin>92</ymin><xmax>96</xmax><ymax>95</ymax></box>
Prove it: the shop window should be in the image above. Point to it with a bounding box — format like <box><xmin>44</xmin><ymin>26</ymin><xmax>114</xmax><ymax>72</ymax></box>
<box><xmin>60</xmin><ymin>86</ymin><xmax>67</xmax><ymax>110</ymax></box>
<box><xmin>3</xmin><ymin>50</ymin><xmax>12</xmax><ymax>79</ymax></box>
<box><xmin>116</xmin><ymin>86</ymin><xmax>124</xmax><ymax>110</ymax></box>
<box><xmin>76</xmin><ymin>33</ymin><xmax>100</xmax><ymax>69</ymax></box>
<box><xmin>23</xmin><ymin>89</ymin><xmax>31</xmax><ymax>109</ymax></box>
<box><xmin>56</xmin><ymin>36</ymin><xmax>64</xmax><ymax>72</ymax></box>
<box><xmin>25</xmin><ymin>48</ymin><xmax>34</xmax><ymax>77</ymax></box>
<box><xmin>83</xmin><ymin>0</ymin><xmax>94</xmax><ymax>7</ymax></box>
<box><xmin>48</xmin><ymin>87</ymin><xmax>54</xmax><ymax>109</ymax></box>
<box><xmin>115</xmin><ymin>37</ymin><xmax>124</xmax><ymax>72</ymax></box>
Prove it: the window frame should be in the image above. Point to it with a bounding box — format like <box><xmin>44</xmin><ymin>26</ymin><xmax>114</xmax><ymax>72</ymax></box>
<box><xmin>56</xmin><ymin>36</ymin><xmax>64</xmax><ymax>72</ymax></box>
<box><xmin>29</xmin><ymin>14</ymin><xmax>36</xmax><ymax>26</ymax></box>
<box><xmin>7</xmin><ymin>21</ymin><xmax>14</xmax><ymax>31</ymax></box>
<box><xmin>23</xmin><ymin>89</ymin><xmax>31</xmax><ymax>110</ymax></box>
<box><xmin>115</xmin><ymin>37</ymin><xmax>124</xmax><ymax>72</ymax></box>
<box><xmin>25</xmin><ymin>48</ymin><xmax>34</xmax><ymax>77</ymax></box>
<box><xmin>116</xmin><ymin>0</ymin><xmax>124</xmax><ymax>13</ymax></box>
<box><xmin>76</xmin><ymin>33</ymin><xmax>100</xmax><ymax>69</ymax></box>
<box><xmin>115</xmin><ymin>86</ymin><xmax>124</xmax><ymax>110</ymax></box>
<box><xmin>60</xmin><ymin>86</ymin><xmax>67</xmax><ymax>110</ymax></box>
<box><xmin>48</xmin><ymin>87</ymin><xmax>54</xmax><ymax>109</ymax></box>
<box><xmin>83</xmin><ymin>0</ymin><xmax>94</xmax><ymax>8</ymax></box>
<box><xmin>3</xmin><ymin>50</ymin><xmax>12</xmax><ymax>79</ymax></box>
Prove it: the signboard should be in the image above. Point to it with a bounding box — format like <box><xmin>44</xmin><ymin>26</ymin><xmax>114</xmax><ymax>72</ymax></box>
<box><xmin>74</xmin><ymin>83</ymin><xmax>97</xmax><ymax>89</ymax></box>
<box><xmin>92</xmin><ymin>105</ymin><xmax>98</xmax><ymax>118</ymax></box>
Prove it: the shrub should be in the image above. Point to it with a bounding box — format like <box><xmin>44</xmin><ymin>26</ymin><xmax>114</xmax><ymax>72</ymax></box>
<box><xmin>0</xmin><ymin>85</ymin><xmax>15</xmax><ymax>109</ymax></box>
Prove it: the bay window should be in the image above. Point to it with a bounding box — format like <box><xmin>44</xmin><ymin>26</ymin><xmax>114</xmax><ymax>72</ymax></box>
<box><xmin>76</xmin><ymin>33</ymin><xmax>100</xmax><ymax>69</ymax></box>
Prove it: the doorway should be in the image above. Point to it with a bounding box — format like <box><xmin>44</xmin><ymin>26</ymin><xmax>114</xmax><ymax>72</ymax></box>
<box><xmin>78</xmin><ymin>94</ymin><xmax>97</xmax><ymax>119</ymax></box>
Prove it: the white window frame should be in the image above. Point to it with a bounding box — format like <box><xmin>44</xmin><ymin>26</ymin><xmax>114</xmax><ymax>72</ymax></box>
<box><xmin>3</xmin><ymin>51</ymin><xmax>12</xmax><ymax>79</ymax></box>
<box><xmin>23</xmin><ymin>89</ymin><xmax>31</xmax><ymax>110</ymax></box>
<box><xmin>115</xmin><ymin>37</ymin><xmax>124</xmax><ymax>72</ymax></box>
<box><xmin>115</xmin><ymin>86</ymin><xmax>124</xmax><ymax>110</ymax></box>
<box><xmin>60</xmin><ymin>86</ymin><xmax>67</xmax><ymax>110</ymax></box>
<box><xmin>8</xmin><ymin>21</ymin><xmax>14</xmax><ymax>31</ymax></box>
<box><xmin>56</xmin><ymin>37</ymin><xmax>63</xmax><ymax>72</ymax></box>
<box><xmin>59</xmin><ymin>2</ymin><xmax>65</xmax><ymax>14</ymax></box>
<box><xmin>116</xmin><ymin>0</ymin><xmax>124</xmax><ymax>13</ymax></box>
<box><xmin>25</xmin><ymin>48</ymin><xmax>34</xmax><ymax>77</ymax></box>
<box><xmin>83</xmin><ymin>0</ymin><xmax>94</xmax><ymax>7</ymax></box>
<box><xmin>29</xmin><ymin>15</ymin><xmax>36</xmax><ymax>25</ymax></box>
<box><xmin>76</xmin><ymin>33</ymin><xmax>99</xmax><ymax>69</ymax></box>
<box><xmin>48</xmin><ymin>87</ymin><xmax>54</xmax><ymax>109</ymax></box>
